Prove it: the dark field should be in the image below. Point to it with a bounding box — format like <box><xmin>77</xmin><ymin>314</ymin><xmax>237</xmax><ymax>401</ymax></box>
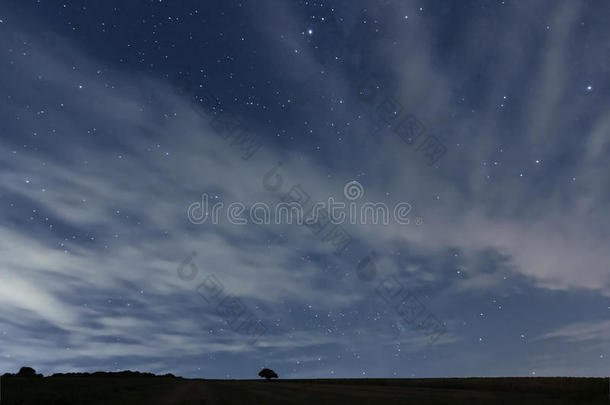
<box><xmin>2</xmin><ymin>375</ymin><xmax>609</xmax><ymax>404</ymax></box>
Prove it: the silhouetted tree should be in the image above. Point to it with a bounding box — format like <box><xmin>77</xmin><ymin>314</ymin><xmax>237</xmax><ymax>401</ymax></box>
<box><xmin>17</xmin><ymin>367</ymin><xmax>42</xmax><ymax>378</ymax></box>
<box><xmin>258</xmin><ymin>368</ymin><xmax>278</xmax><ymax>380</ymax></box>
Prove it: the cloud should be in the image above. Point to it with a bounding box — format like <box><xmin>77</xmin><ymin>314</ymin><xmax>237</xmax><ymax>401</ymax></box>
<box><xmin>1</xmin><ymin>0</ymin><xmax>609</xmax><ymax>378</ymax></box>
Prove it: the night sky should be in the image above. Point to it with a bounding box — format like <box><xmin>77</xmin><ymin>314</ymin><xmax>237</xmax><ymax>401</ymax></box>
<box><xmin>1</xmin><ymin>0</ymin><xmax>609</xmax><ymax>379</ymax></box>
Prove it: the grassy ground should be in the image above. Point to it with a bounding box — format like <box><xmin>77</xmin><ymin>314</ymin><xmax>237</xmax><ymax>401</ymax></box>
<box><xmin>1</xmin><ymin>376</ymin><xmax>608</xmax><ymax>404</ymax></box>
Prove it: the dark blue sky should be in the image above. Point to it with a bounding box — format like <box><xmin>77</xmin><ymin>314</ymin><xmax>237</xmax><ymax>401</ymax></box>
<box><xmin>0</xmin><ymin>0</ymin><xmax>609</xmax><ymax>378</ymax></box>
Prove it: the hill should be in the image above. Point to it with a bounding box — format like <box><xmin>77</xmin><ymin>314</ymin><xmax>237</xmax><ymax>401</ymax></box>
<box><xmin>1</xmin><ymin>373</ymin><xmax>608</xmax><ymax>404</ymax></box>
